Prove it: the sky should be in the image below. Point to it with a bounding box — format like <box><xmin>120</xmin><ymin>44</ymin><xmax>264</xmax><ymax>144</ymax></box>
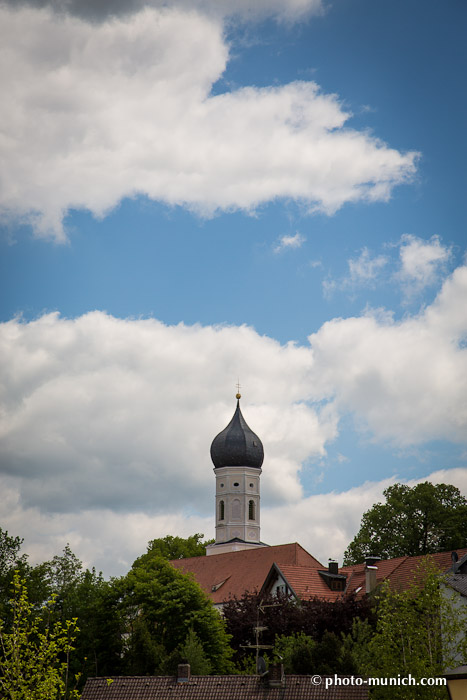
<box><xmin>0</xmin><ymin>0</ymin><xmax>466</xmax><ymax>577</ymax></box>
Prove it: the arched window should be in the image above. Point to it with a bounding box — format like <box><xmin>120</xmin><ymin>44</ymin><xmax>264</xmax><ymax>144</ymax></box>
<box><xmin>219</xmin><ymin>500</ymin><xmax>225</xmax><ymax>521</ymax></box>
<box><xmin>248</xmin><ymin>500</ymin><xmax>255</xmax><ymax>520</ymax></box>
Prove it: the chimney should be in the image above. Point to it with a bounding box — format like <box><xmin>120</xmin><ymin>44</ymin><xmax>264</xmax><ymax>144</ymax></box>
<box><xmin>365</xmin><ymin>556</ymin><xmax>381</xmax><ymax>568</ymax></box>
<box><xmin>268</xmin><ymin>663</ymin><xmax>285</xmax><ymax>688</ymax></box>
<box><xmin>328</xmin><ymin>560</ymin><xmax>339</xmax><ymax>575</ymax></box>
<box><xmin>365</xmin><ymin>565</ymin><xmax>378</xmax><ymax>593</ymax></box>
<box><xmin>177</xmin><ymin>664</ymin><xmax>191</xmax><ymax>683</ymax></box>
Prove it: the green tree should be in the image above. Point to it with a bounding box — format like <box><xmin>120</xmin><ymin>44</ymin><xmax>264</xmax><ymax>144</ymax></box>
<box><xmin>117</xmin><ymin>555</ymin><xmax>233</xmax><ymax>675</ymax></box>
<box><xmin>274</xmin><ymin>630</ymin><xmax>357</xmax><ymax>675</ymax></box>
<box><xmin>344</xmin><ymin>482</ymin><xmax>467</xmax><ymax>564</ymax></box>
<box><xmin>0</xmin><ymin>529</ymin><xmax>30</xmax><ymax>621</ymax></box>
<box><xmin>0</xmin><ymin>572</ymin><xmax>80</xmax><ymax>700</ymax></box>
<box><xmin>346</xmin><ymin>560</ymin><xmax>467</xmax><ymax>699</ymax></box>
<box><xmin>26</xmin><ymin>546</ymin><xmax>123</xmax><ymax>686</ymax></box>
<box><xmin>0</xmin><ymin>529</ymin><xmax>28</xmax><ymax>580</ymax></box>
<box><xmin>145</xmin><ymin>533</ymin><xmax>214</xmax><ymax>561</ymax></box>
<box><xmin>274</xmin><ymin>632</ymin><xmax>316</xmax><ymax>674</ymax></box>
<box><xmin>173</xmin><ymin>628</ymin><xmax>212</xmax><ymax>675</ymax></box>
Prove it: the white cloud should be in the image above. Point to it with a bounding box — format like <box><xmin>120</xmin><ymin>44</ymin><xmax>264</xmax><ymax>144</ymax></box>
<box><xmin>0</xmin><ymin>5</ymin><xmax>418</xmax><ymax>241</ymax></box>
<box><xmin>323</xmin><ymin>246</ymin><xmax>388</xmax><ymax>296</ymax></box>
<box><xmin>1</xmin><ymin>468</ymin><xmax>466</xmax><ymax>577</ymax></box>
<box><xmin>1</xmin><ymin>265</ymin><xmax>466</xmax><ymax>576</ymax></box>
<box><xmin>273</xmin><ymin>232</ymin><xmax>306</xmax><ymax>253</ymax></box>
<box><xmin>311</xmin><ymin>264</ymin><xmax>467</xmax><ymax>445</ymax></box>
<box><xmin>348</xmin><ymin>247</ymin><xmax>388</xmax><ymax>283</ymax></box>
<box><xmin>263</xmin><ymin>468</ymin><xmax>467</xmax><ymax>566</ymax></box>
<box><xmin>0</xmin><ymin>311</ymin><xmax>334</xmax><ymax>516</ymax></box>
<box><xmin>2</xmin><ymin>0</ymin><xmax>325</xmax><ymax>23</ymax></box>
<box><xmin>397</xmin><ymin>234</ymin><xmax>452</xmax><ymax>297</ymax></box>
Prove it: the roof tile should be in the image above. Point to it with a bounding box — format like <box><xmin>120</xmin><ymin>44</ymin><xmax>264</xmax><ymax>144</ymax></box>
<box><xmin>82</xmin><ymin>675</ymin><xmax>369</xmax><ymax>700</ymax></box>
<box><xmin>171</xmin><ymin>543</ymin><xmax>323</xmax><ymax>604</ymax></box>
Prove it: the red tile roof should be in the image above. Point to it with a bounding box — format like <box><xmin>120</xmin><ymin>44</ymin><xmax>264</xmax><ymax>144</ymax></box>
<box><xmin>171</xmin><ymin>543</ymin><xmax>323</xmax><ymax>605</ymax></box>
<box><xmin>342</xmin><ymin>548</ymin><xmax>467</xmax><ymax>597</ymax></box>
<box><xmin>272</xmin><ymin>565</ymin><xmax>342</xmax><ymax>601</ymax></box>
<box><xmin>82</xmin><ymin>675</ymin><xmax>369</xmax><ymax>700</ymax></box>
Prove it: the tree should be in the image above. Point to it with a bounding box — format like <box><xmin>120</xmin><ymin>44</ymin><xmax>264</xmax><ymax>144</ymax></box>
<box><xmin>0</xmin><ymin>529</ymin><xmax>30</xmax><ymax>621</ymax></box>
<box><xmin>26</xmin><ymin>546</ymin><xmax>123</xmax><ymax>686</ymax></box>
<box><xmin>274</xmin><ymin>630</ymin><xmax>356</xmax><ymax>675</ymax></box>
<box><xmin>144</xmin><ymin>533</ymin><xmax>214</xmax><ymax>561</ymax></box>
<box><xmin>176</xmin><ymin>628</ymin><xmax>212</xmax><ymax>675</ymax></box>
<box><xmin>274</xmin><ymin>632</ymin><xmax>316</xmax><ymax>674</ymax></box>
<box><xmin>117</xmin><ymin>555</ymin><xmax>233</xmax><ymax>675</ymax></box>
<box><xmin>222</xmin><ymin>590</ymin><xmax>374</xmax><ymax>670</ymax></box>
<box><xmin>0</xmin><ymin>529</ymin><xmax>28</xmax><ymax>580</ymax></box>
<box><xmin>344</xmin><ymin>482</ymin><xmax>467</xmax><ymax>565</ymax></box>
<box><xmin>345</xmin><ymin>559</ymin><xmax>467</xmax><ymax>699</ymax></box>
<box><xmin>0</xmin><ymin>572</ymin><xmax>80</xmax><ymax>700</ymax></box>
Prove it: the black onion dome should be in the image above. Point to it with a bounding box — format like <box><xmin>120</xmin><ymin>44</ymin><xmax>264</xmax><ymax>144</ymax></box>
<box><xmin>210</xmin><ymin>400</ymin><xmax>264</xmax><ymax>469</ymax></box>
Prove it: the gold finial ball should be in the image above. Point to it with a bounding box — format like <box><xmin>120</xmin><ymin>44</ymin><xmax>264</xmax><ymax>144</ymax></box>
<box><xmin>236</xmin><ymin>393</ymin><xmax>241</xmax><ymax>399</ymax></box>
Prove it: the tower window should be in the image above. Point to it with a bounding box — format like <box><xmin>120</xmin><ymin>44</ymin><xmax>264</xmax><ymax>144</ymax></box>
<box><xmin>248</xmin><ymin>500</ymin><xmax>255</xmax><ymax>520</ymax></box>
<box><xmin>219</xmin><ymin>500</ymin><xmax>225</xmax><ymax>521</ymax></box>
<box><xmin>249</xmin><ymin>483</ymin><xmax>254</xmax><ymax>488</ymax></box>
<box><xmin>220</xmin><ymin>483</ymin><xmax>224</xmax><ymax>488</ymax></box>
<box><xmin>233</xmin><ymin>482</ymin><xmax>239</xmax><ymax>487</ymax></box>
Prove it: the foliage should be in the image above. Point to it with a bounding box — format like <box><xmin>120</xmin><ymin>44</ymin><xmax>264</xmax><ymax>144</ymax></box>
<box><xmin>273</xmin><ymin>630</ymin><xmax>356</xmax><ymax>675</ymax></box>
<box><xmin>145</xmin><ymin>534</ymin><xmax>214</xmax><ymax>561</ymax></box>
<box><xmin>175</xmin><ymin>628</ymin><xmax>212</xmax><ymax>675</ymax></box>
<box><xmin>116</xmin><ymin>554</ymin><xmax>233</xmax><ymax>675</ymax></box>
<box><xmin>0</xmin><ymin>529</ymin><xmax>28</xmax><ymax>580</ymax></box>
<box><xmin>0</xmin><ymin>572</ymin><xmax>80</xmax><ymax>700</ymax></box>
<box><xmin>223</xmin><ymin>590</ymin><xmax>374</xmax><ymax>672</ymax></box>
<box><xmin>344</xmin><ymin>482</ymin><xmax>467</xmax><ymax>564</ymax></box>
<box><xmin>0</xmin><ymin>529</ymin><xmax>30</xmax><ymax>621</ymax></box>
<box><xmin>345</xmin><ymin>559</ymin><xmax>467</xmax><ymax>699</ymax></box>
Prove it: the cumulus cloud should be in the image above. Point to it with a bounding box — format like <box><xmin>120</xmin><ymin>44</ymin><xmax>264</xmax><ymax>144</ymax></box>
<box><xmin>311</xmin><ymin>264</ymin><xmax>467</xmax><ymax>445</ymax></box>
<box><xmin>1</xmin><ymin>264</ymin><xmax>466</xmax><ymax>575</ymax></box>
<box><xmin>397</xmin><ymin>234</ymin><xmax>452</xmax><ymax>298</ymax></box>
<box><xmin>1</xmin><ymin>0</ymin><xmax>325</xmax><ymax>23</ymax></box>
<box><xmin>263</xmin><ymin>467</ymin><xmax>467</xmax><ymax>566</ymax></box>
<box><xmin>273</xmin><ymin>232</ymin><xmax>306</xmax><ymax>253</ymax></box>
<box><xmin>0</xmin><ymin>311</ymin><xmax>335</xmax><ymax>516</ymax></box>
<box><xmin>2</xmin><ymin>468</ymin><xmax>466</xmax><ymax>576</ymax></box>
<box><xmin>0</xmin><ymin>5</ymin><xmax>418</xmax><ymax>241</ymax></box>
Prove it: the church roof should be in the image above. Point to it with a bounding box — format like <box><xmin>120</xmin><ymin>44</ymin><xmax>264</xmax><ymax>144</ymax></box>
<box><xmin>171</xmin><ymin>543</ymin><xmax>323</xmax><ymax>605</ymax></box>
<box><xmin>210</xmin><ymin>399</ymin><xmax>264</xmax><ymax>469</ymax></box>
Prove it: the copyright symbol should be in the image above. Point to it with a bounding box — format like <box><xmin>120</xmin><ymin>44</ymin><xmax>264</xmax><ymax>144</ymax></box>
<box><xmin>311</xmin><ymin>675</ymin><xmax>322</xmax><ymax>686</ymax></box>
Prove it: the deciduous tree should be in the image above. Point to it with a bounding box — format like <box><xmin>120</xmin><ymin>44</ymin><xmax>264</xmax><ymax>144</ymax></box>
<box><xmin>0</xmin><ymin>572</ymin><xmax>80</xmax><ymax>700</ymax></box>
<box><xmin>344</xmin><ymin>482</ymin><xmax>467</xmax><ymax>565</ymax></box>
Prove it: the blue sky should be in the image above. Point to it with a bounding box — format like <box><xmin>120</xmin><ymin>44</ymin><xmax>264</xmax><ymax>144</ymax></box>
<box><xmin>0</xmin><ymin>0</ymin><xmax>466</xmax><ymax>574</ymax></box>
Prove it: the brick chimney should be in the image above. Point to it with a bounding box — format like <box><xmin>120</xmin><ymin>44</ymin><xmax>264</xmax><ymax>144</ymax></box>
<box><xmin>328</xmin><ymin>560</ymin><xmax>339</xmax><ymax>575</ymax></box>
<box><xmin>177</xmin><ymin>664</ymin><xmax>191</xmax><ymax>683</ymax></box>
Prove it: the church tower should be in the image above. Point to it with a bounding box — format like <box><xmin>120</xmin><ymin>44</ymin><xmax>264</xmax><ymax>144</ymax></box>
<box><xmin>206</xmin><ymin>392</ymin><xmax>267</xmax><ymax>555</ymax></box>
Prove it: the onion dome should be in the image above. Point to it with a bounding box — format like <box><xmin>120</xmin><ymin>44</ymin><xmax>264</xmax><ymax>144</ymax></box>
<box><xmin>210</xmin><ymin>396</ymin><xmax>264</xmax><ymax>469</ymax></box>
